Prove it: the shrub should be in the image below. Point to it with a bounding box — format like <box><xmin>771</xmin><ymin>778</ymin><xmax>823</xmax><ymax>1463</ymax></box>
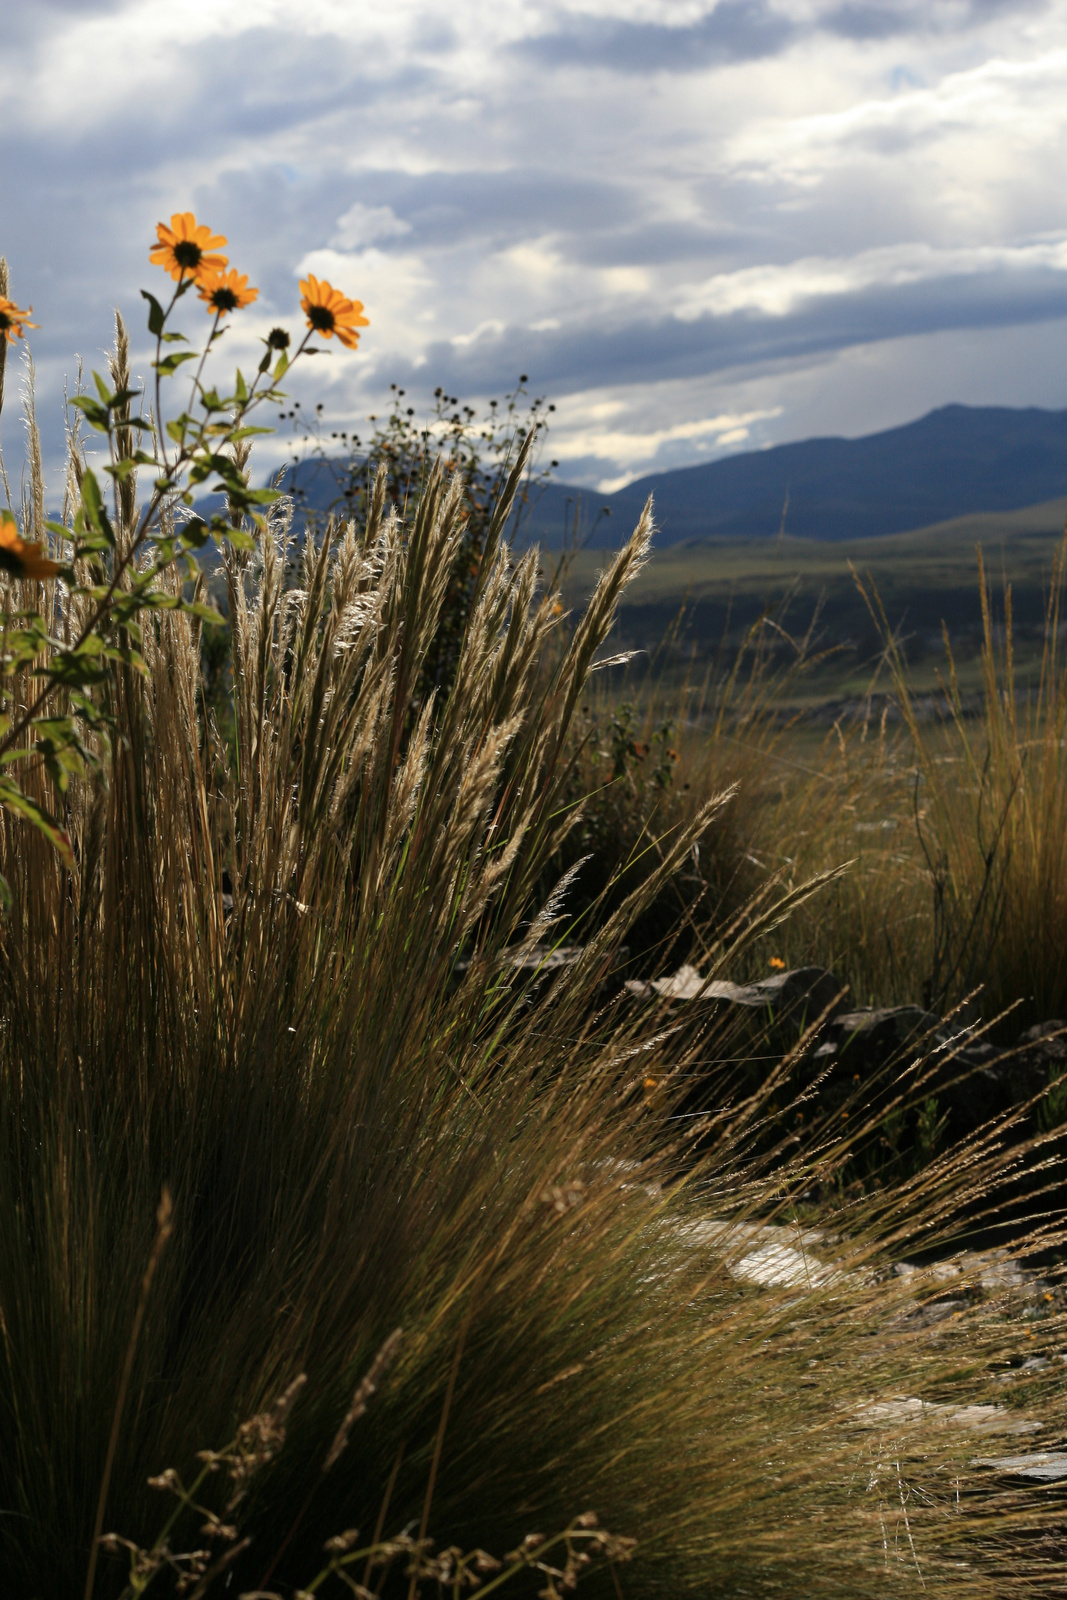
<box><xmin>283</xmin><ymin>375</ymin><xmax>557</xmax><ymax>705</ymax></box>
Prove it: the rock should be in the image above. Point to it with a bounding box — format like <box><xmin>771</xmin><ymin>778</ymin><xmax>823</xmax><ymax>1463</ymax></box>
<box><xmin>624</xmin><ymin>964</ymin><xmax>844</xmax><ymax>1023</ymax></box>
<box><xmin>858</xmin><ymin>1398</ymin><xmax>1042</xmax><ymax>1436</ymax></box>
<box><xmin>1000</xmin><ymin>1020</ymin><xmax>1067</xmax><ymax>1103</ymax></box>
<box><xmin>621</xmin><ymin>959</ymin><xmax>1067</xmax><ymax>1153</ymax></box>
<box><xmin>972</xmin><ymin>1451</ymin><xmax>1067</xmax><ymax>1481</ymax></box>
<box><xmin>830</xmin><ymin>1006</ymin><xmax>942</xmax><ymax>1057</ymax></box>
<box><xmin>502</xmin><ymin>943</ymin><xmax>586</xmax><ymax>973</ymax></box>
<box><xmin>676</xmin><ymin>1218</ymin><xmax>840</xmax><ymax>1288</ymax></box>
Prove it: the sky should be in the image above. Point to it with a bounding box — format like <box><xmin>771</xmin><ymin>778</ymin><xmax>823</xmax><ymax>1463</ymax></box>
<box><xmin>2</xmin><ymin>0</ymin><xmax>1067</xmax><ymax>493</ymax></box>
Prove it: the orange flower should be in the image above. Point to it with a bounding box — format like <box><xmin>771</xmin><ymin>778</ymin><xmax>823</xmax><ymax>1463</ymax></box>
<box><xmin>299</xmin><ymin>275</ymin><xmax>368</xmax><ymax>349</ymax></box>
<box><xmin>768</xmin><ymin>956</ymin><xmax>786</xmax><ymax>970</ymax></box>
<box><xmin>150</xmin><ymin>213</ymin><xmax>228</xmax><ymax>284</ymax></box>
<box><xmin>197</xmin><ymin>267</ymin><xmax>258</xmax><ymax>316</ymax></box>
<box><xmin>0</xmin><ymin>296</ymin><xmax>38</xmax><ymax>345</ymax></box>
<box><xmin>0</xmin><ymin>510</ymin><xmax>62</xmax><ymax>580</ymax></box>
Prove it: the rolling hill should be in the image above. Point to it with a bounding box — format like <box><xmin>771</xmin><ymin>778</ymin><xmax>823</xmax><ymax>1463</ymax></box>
<box><xmin>269</xmin><ymin>403</ymin><xmax>1067</xmax><ymax>551</ymax></box>
<box><xmin>521</xmin><ymin>404</ymin><xmax>1067</xmax><ymax>547</ymax></box>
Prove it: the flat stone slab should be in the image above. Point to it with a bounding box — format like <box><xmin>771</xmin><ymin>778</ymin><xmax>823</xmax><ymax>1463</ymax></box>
<box><xmin>858</xmin><ymin>1398</ymin><xmax>1041</xmax><ymax>1436</ymax></box>
<box><xmin>676</xmin><ymin>1218</ymin><xmax>840</xmax><ymax>1287</ymax></box>
<box><xmin>972</xmin><ymin>1451</ymin><xmax>1067</xmax><ymax>1480</ymax></box>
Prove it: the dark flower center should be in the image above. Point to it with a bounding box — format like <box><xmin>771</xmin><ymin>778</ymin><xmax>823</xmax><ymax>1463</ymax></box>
<box><xmin>267</xmin><ymin>327</ymin><xmax>291</xmax><ymax>349</ymax></box>
<box><xmin>174</xmin><ymin>240</ymin><xmax>203</xmax><ymax>268</ymax></box>
<box><xmin>0</xmin><ymin>311</ymin><xmax>12</xmax><ymax>330</ymax></box>
<box><xmin>211</xmin><ymin>288</ymin><xmax>239</xmax><ymax>312</ymax></box>
<box><xmin>308</xmin><ymin>305</ymin><xmax>335</xmax><ymax>332</ymax></box>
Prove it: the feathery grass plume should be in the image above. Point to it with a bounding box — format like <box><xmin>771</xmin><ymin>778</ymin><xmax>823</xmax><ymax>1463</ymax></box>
<box><xmin>0</xmin><ymin>255</ymin><xmax>8</xmax><ymax>426</ymax></box>
<box><xmin>1</xmin><ymin>381</ymin><xmax>1067</xmax><ymax>1597</ymax></box>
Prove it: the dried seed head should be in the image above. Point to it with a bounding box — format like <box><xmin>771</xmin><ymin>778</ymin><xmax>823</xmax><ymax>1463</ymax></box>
<box><xmin>200</xmin><ymin>1520</ymin><xmax>238</xmax><ymax>1541</ymax></box>
<box><xmin>323</xmin><ymin>1527</ymin><xmax>361</xmax><ymax>1554</ymax></box>
<box><xmin>322</xmin><ymin>1327</ymin><xmax>403</xmax><ymax>1473</ymax></box>
<box><xmin>540</xmin><ymin>1180</ymin><xmax>585</xmax><ymax>1215</ymax></box>
<box><xmin>227</xmin><ymin>1372</ymin><xmax>307</xmax><ymax>1508</ymax></box>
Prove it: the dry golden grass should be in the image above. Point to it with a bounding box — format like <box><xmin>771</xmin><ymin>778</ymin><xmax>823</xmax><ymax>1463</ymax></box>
<box><xmin>0</xmin><ymin>335</ymin><xmax>1066</xmax><ymax>1596</ymax></box>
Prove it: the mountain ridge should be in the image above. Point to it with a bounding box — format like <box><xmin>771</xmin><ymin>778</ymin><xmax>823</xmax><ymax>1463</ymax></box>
<box><xmin>264</xmin><ymin>403</ymin><xmax>1067</xmax><ymax>549</ymax></box>
<box><xmin>520</xmin><ymin>403</ymin><xmax>1067</xmax><ymax>547</ymax></box>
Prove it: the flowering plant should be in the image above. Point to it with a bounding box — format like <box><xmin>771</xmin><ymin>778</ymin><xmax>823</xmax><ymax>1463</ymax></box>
<box><xmin>0</xmin><ymin>217</ymin><xmax>365</xmax><ymax>901</ymax></box>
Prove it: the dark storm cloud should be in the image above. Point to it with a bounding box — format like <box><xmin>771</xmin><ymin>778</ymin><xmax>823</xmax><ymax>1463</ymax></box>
<box><xmin>518</xmin><ymin>1</ymin><xmax>796</xmax><ymax>74</ymax></box>
<box><xmin>342</xmin><ymin>169</ymin><xmax>642</xmax><ymax>249</ymax></box>
<box><xmin>386</xmin><ymin>265</ymin><xmax>1067</xmax><ymax>399</ymax></box>
<box><xmin>520</xmin><ymin>0</ymin><xmax>1052</xmax><ymax>74</ymax></box>
<box><xmin>0</xmin><ymin>0</ymin><xmax>131</xmax><ymax>46</ymax></box>
<box><xmin>823</xmin><ymin>0</ymin><xmax>1049</xmax><ymax>41</ymax></box>
<box><xmin>4</xmin><ymin>0</ymin><xmax>1066</xmax><ymax>487</ymax></box>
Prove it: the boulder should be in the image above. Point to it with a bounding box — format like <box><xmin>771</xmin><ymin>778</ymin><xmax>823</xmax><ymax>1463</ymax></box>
<box><xmin>625</xmin><ymin>963</ymin><xmax>844</xmax><ymax>1024</ymax></box>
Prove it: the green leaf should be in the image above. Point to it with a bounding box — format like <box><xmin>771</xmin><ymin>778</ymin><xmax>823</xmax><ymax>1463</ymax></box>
<box><xmin>69</xmin><ymin>395</ymin><xmax>111</xmax><ymax>433</ymax></box>
<box><xmin>80</xmin><ymin>471</ymin><xmax>116</xmax><ymax>547</ymax></box>
<box><xmin>273</xmin><ymin>350</ymin><xmax>289</xmax><ymax>381</ymax></box>
<box><xmin>185</xmin><ymin>600</ymin><xmax>224</xmax><ymax>624</ymax></box>
<box><xmin>142</xmin><ymin>289</ymin><xmax>167</xmax><ymax>337</ymax></box>
<box><xmin>166</xmin><ymin>419</ymin><xmax>188</xmax><ymax>445</ymax></box>
<box><xmin>104</xmin><ymin>458</ymin><xmax>139</xmax><ymax>482</ymax></box>
<box><xmin>72</xmin><ymin>534</ymin><xmax>115</xmax><ymax>557</ymax></box>
<box><xmin>0</xmin><ymin>777</ymin><xmax>73</xmax><ymax>866</ymax></box>
<box><xmin>45</xmin><ymin>520</ymin><xmax>71</xmax><ymax>542</ymax></box>
<box><xmin>153</xmin><ymin>350</ymin><xmax>199</xmax><ymax>375</ymax></box>
<box><xmin>93</xmin><ymin>370</ymin><xmax>112</xmax><ymax>404</ymax></box>
<box><xmin>64</xmin><ymin>633</ymin><xmax>109</xmax><ymax>657</ymax></box>
<box><xmin>234</xmin><ymin>369</ymin><xmax>249</xmax><ymax>404</ymax></box>
<box><xmin>180</xmin><ymin>517</ymin><xmax>210</xmax><ymax>549</ymax></box>
<box><xmin>229</xmin><ymin>426</ymin><xmax>273</xmax><ymax>441</ymax></box>
<box><xmin>160</xmin><ymin>331</ymin><xmax>187</xmax><ymax>344</ymax></box>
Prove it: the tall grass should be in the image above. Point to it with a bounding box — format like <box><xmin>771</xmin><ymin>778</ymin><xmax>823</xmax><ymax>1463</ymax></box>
<box><xmin>608</xmin><ymin>541</ymin><xmax>1067</xmax><ymax>1023</ymax></box>
<box><xmin>1</xmin><ymin>363</ymin><xmax>1067</xmax><ymax>1595</ymax></box>
<box><xmin>859</xmin><ymin>545</ymin><xmax>1067</xmax><ymax>1027</ymax></box>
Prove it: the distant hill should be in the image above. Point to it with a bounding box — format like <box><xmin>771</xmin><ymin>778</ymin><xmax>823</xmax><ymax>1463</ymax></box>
<box><xmin>236</xmin><ymin>404</ymin><xmax>1067</xmax><ymax>551</ymax></box>
<box><xmin>521</xmin><ymin>404</ymin><xmax>1067</xmax><ymax>547</ymax></box>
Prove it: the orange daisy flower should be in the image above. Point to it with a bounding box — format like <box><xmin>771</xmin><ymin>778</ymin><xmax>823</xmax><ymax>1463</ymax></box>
<box><xmin>0</xmin><ymin>510</ymin><xmax>62</xmax><ymax>581</ymax></box>
<box><xmin>150</xmin><ymin>213</ymin><xmax>228</xmax><ymax>284</ymax></box>
<box><xmin>0</xmin><ymin>296</ymin><xmax>38</xmax><ymax>345</ymax></box>
<box><xmin>198</xmin><ymin>267</ymin><xmax>259</xmax><ymax>316</ymax></box>
<box><xmin>299</xmin><ymin>275</ymin><xmax>368</xmax><ymax>349</ymax></box>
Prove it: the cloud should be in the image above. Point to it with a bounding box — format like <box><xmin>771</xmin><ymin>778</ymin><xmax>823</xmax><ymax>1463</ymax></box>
<box><xmin>519</xmin><ymin>1</ymin><xmax>797</xmax><ymax>72</ymax></box>
<box><xmin>374</xmin><ymin>254</ymin><xmax>1067</xmax><ymax>406</ymax></box>
<box><xmin>4</xmin><ymin>0</ymin><xmax>1067</xmax><ymax>496</ymax></box>
<box><xmin>820</xmin><ymin>0</ymin><xmax>1050</xmax><ymax>42</ymax></box>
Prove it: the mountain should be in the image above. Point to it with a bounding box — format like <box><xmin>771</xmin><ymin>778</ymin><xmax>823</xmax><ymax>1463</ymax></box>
<box><xmin>520</xmin><ymin>404</ymin><xmax>1067</xmax><ymax>547</ymax></box>
<box><xmin>239</xmin><ymin>404</ymin><xmax>1067</xmax><ymax>550</ymax></box>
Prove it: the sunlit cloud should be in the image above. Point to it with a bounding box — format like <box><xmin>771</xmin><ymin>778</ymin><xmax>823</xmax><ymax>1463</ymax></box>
<box><xmin>3</xmin><ymin>0</ymin><xmax>1067</xmax><ymax>494</ymax></box>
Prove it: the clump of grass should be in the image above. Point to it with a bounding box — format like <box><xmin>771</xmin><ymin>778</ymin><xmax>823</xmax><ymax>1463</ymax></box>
<box><xmin>608</xmin><ymin>542</ymin><xmax>1067</xmax><ymax>1018</ymax></box>
<box><xmin>2</xmin><ymin>319</ymin><xmax>1067</xmax><ymax>1597</ymax></box>
<box><xmin>856</xmin><ymin>544</ymin><xmax>1067</xmax><ymax>1027</ymax></box>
